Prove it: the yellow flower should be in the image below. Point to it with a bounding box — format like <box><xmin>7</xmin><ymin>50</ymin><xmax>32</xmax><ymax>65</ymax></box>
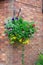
<box><xmin>13</xmin><ymin>36</ymin><xmax>16</xmax><ymax>39</ymax></box>
<box><xmin>10</xmin><ymin>36</ymin><xmax>16</xmax><ymax>40</ymax></box>
<box><xmin>23</xmin><ymin>39</ymin><xmax>30</xmax><ymax>44</ymax></box>
<box><xmin>19</xmin><ymin>39</ymin><xmax>22</xmax><ymax>42</ymax></box>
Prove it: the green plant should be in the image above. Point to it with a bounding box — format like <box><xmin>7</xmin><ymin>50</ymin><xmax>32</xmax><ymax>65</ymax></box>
<box><xmin>4</xmin><ymin>17</ymin><xmax>36</xmax><ymax>45</ymax></box>
<box><xmin>35</xmin><ymin>53</ymin><xmax>43</xmax><ymax>65</ymax></box>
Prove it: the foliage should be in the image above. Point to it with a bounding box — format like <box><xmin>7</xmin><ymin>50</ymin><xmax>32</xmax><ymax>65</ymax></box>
<box><xmin>4</xmin><ymin>17</ymin><xmax>36</xmax><ymax>45</ymax></box>
<box><xmin>35</xmin><ymin>53</ymin><xmax>43</xmax><ymax>65</ymax></box>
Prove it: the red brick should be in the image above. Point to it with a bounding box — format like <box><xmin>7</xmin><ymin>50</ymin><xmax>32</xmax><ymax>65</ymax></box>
<box><xmin>0</xmin><ymin>0</ymin><xmax>42</xmax><ymax>65</ymax></box>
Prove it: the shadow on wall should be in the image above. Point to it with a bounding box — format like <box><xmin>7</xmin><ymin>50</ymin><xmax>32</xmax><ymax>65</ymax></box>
<box><xmin>0</xmin><ymin>0</ymin><xmax>10</xmax><ymax>2</ymax></box>
<box><xmin>0</xmin><ymin>0</ymin><xmax>5</xmax><ymax>2</ymax></box>
<box><xmin>42</xmin><ymin>0</ymin><xmax>43</xmax><ymax>13</ymax></box>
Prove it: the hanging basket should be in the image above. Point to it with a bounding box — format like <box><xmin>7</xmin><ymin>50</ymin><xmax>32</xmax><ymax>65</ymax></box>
<box><xmin>4</xmin><ymin>17</ymin><xmax>36</xmax><ymax>45</ymax></box>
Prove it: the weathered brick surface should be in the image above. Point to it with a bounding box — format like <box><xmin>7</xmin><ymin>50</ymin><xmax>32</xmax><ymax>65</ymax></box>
<box><xmin>16</xmin><ymin>0</ymin><xmax>42</xmax><ymax>8</ymax></box>
<box><xmin>0</xmin><ymin>0</ymin><xmax>43</xmax><ymax>65</ymax></box>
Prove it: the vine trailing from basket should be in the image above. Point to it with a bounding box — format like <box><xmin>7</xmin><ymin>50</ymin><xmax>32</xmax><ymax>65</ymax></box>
<box><xmin>22</xmin><ymin>45</ymin><xmax>25</xmax><ymax>65</ymax></box>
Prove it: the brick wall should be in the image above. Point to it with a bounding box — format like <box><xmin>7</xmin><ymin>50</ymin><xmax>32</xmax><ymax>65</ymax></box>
<box><xmin>0</xmin><ymin>0</ymin><xmax>43</xmax><ymax>65</ymax></box>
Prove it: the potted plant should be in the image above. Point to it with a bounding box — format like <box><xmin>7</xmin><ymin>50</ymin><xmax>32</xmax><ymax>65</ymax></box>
<box><xmin>4</xmin><ymin>16</ymin><xmax>36</xmax><ymax>45</ymax></box>
<box><xmin>4</xmin><ymin>15</ymin><xmax>37</xmax><ymax>65</ymax></box>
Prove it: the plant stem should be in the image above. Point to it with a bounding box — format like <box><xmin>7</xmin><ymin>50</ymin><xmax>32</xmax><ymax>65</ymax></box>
<box><xmin>22</xmin><ymin>45</ymin><xmax>25</xmax><ymax>65</ymax></box>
